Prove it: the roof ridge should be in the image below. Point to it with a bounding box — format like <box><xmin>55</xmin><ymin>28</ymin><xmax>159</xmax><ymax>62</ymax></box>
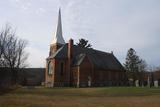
<box><xmin>74</xmin><ymin>44</ymin><xmax>112</xmax><ymax>55</ymax></box>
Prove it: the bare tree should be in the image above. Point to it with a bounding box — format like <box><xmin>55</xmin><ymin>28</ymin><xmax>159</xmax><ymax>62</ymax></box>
<box><xmin>155</xmin><ymin>66</ymin><xmax>160</xmax><ymax>71</ymax></box>
<box><xmin>0</xmin><ymin>25</ymin><xmax>10</xmax><ymax>67</ymax></box>
<box><xmin>138</xmin><ymin>59</ymin><xmax>147</xmax><ymax>87</ymax></box>
<box><xmin>0</xmin><ymin>24</ymin><xmax>28</xmax><ymax>84</ymax></box>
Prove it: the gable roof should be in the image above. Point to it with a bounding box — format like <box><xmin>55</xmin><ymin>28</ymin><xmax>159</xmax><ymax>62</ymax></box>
<box><xmin>47</xmin><ymin>44</ymin><xmax>67</xmax><ymax>59</ymax></box>
<box><xmin>48</xmin><ymin>44</ymin><xmax>124</xmax><ymax>71</ymax></box>
<box><xmin>72</xmin><ymin>53</ymin><xmax>86</xmax><ymax>66</ymax></box>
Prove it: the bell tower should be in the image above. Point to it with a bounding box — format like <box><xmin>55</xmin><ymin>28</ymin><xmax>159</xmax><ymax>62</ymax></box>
<box><xmin>49</xmin><ymin>8</ymin><xmax>65</xmax><ymax>56</ymax></box>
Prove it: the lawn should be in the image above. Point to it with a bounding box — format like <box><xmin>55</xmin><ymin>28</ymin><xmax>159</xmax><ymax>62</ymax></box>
<box><xmin>0</xmin><ymin>87</ymin><xmax>160</xmax><ymax>107</ymax></box>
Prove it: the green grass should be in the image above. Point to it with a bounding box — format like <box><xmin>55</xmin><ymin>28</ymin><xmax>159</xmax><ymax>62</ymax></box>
<box><xmin>0</xmin><ymin>87</ymin><xmax>160</xmax><ymax>107</ymax></box>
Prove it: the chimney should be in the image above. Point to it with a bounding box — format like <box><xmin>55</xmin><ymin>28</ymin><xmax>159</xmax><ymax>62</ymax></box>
<box><xmin>68</xmin><ymin>39</ymin><xmax>73</xmax><ymax>86</ymax></box>
<box><xmin>68</xmin><ymin>39</ymin><xmax>73</xmax><ymax>59</ymax></box>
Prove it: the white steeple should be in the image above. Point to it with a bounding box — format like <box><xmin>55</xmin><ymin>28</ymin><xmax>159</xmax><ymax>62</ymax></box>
<box><xmin>51</xmin><ymin>8</ymin><xmax>65</xmax><ymax>44</ymax></box>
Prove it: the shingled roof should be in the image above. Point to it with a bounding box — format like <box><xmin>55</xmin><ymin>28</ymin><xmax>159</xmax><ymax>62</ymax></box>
<box><xmin>48</xmin><ymin>44</ymin><xmax>124</xmax><ymax>71</ymax></box>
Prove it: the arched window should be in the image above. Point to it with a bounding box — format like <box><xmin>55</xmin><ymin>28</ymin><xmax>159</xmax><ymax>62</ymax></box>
<box><xmin>48</xmin><ymin>61</ymin><xmax>53</xmax><ymax>75</ymax></box>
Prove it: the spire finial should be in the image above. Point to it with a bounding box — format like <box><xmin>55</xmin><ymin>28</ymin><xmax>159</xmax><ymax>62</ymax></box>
<box><xmin>51</xmin><ymin>8</ymin><xmax>65</xmax><ymax>44</ymax></box>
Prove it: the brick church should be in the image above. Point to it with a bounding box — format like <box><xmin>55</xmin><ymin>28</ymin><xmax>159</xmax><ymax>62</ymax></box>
<box><xmin>45</xmin><ymin>9</ymin><xmax>126</xmax><ymax>87</ymax></box>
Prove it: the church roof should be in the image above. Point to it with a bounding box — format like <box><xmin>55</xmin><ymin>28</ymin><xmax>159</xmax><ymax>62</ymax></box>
<box><xmin>48</xmin><ymin>44</ymin><xmax>124</xmax><ymax>71</ymax></box>
<box><xmin>72</xmin><ymin>53</ymin><xmax>86</xmax><ymax>66</ymax></box>
<box><xmin>51</xmin><ymin>9</ymin><xmax>65</xmax><ymax>45</ymax></box>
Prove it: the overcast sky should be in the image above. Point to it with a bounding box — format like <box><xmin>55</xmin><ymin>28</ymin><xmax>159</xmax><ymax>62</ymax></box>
<box><xmin>0</xmin><ymin>0</ymin><xmax>160</xmax><ymax>68</ymax></box>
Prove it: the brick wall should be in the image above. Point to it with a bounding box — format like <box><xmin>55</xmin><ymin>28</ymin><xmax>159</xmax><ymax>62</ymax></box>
<box><xmin>78</xmin><ymin>56</ymin><xmax>93</xmax><ymax>87</ymax></box>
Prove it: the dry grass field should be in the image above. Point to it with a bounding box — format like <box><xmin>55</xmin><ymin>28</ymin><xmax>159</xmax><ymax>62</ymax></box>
<box><xmin>0</xmin><ymin>87</ymin><xmax>160</xmax><ymax>107</ymax></box>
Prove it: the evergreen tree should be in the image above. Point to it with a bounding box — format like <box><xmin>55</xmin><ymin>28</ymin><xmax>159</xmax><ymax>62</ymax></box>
<box><xmin>124</xmin><ymin>48</ymin><xmax>141</xmax><ymax>82</ymax></box>
<box><xmin>76</xmin><ymin>38</ymin><xmax>92</xmax><ymax>48</ymax></box>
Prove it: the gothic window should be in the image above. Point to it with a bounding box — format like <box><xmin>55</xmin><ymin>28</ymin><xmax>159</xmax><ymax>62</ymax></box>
<box><xmin>60</xmin><ymin>62</ymin><xmax>64</xmax><ymax>76</ymax></box>
<box><xmin>48</xmin><ymin>61</ymin><xmax>53</xmax><ymax>75</ymax></box>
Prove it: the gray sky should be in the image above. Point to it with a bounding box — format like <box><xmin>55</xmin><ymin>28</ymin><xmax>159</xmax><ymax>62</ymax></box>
<box><xmin>0</xmin><ymin>0</ymin><xmax>160</xmax><ymax>68</ymax></box>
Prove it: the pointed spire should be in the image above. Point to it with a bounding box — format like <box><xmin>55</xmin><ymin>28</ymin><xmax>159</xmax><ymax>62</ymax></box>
<box><xmin>51</xmin><ymin>8</ymin><xmax>65</xmax><ymax>44</ymax></box>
